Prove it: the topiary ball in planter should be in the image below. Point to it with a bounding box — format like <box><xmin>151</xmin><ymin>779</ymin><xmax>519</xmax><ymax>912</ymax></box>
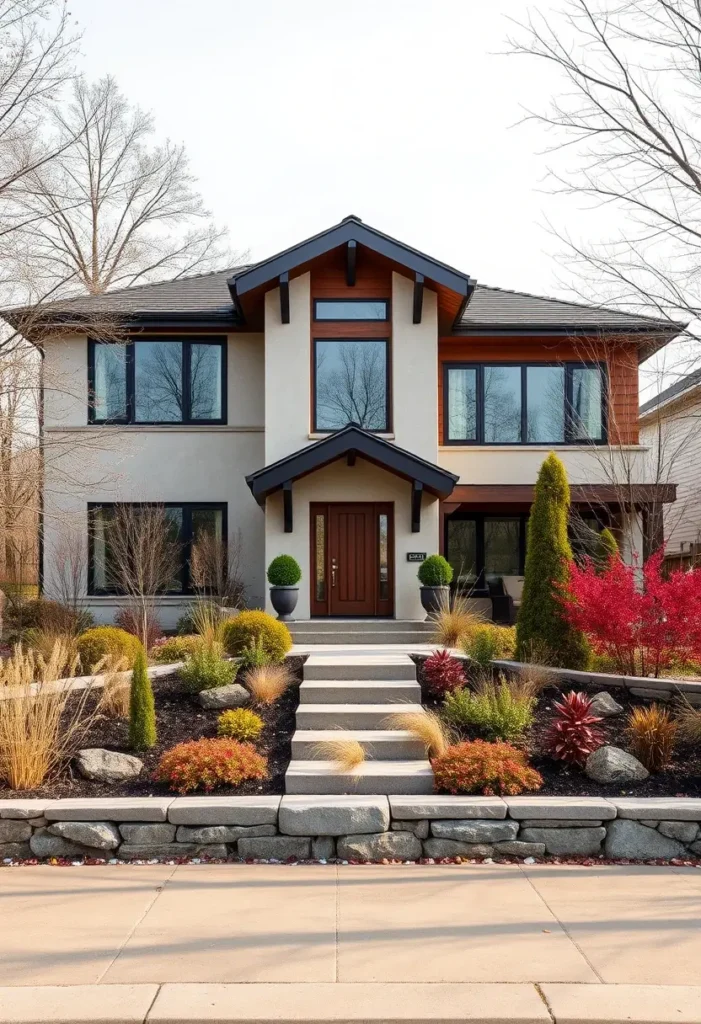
<box><xmin>417</xmin><ymin>554</ymin><xmax>453</xmax><ymax>619</ymax></box>
<box><xmin>267</xmin><ymin>554</ymin><xmax>302</xmax><ymax>621</ymax></box>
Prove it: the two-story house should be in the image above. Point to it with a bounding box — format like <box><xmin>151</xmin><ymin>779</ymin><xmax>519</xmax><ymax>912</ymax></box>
<box><xmin>13</xmin><ymin>216</ymin><xmax>680</xmax><ymax>627</ymax></box>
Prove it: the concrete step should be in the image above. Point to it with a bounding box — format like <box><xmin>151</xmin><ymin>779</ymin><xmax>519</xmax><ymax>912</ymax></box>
<box><xmin>296</xmin><ymin>703</ymin><xmax>424</xmax><ymax>730</ymax></box>
<box><xmin>291</xmin><ymin>630</ymin><xmax>433</xmax><ymax>645</ymax></box>
<box><xmin>291</xmin><ymin>619</ymin><xmax>434</xmax><ymax>633</ymax></box>
<box><xmin>299</xmin><ymin>680</ymin><xmax>421</xmax><ymax>704</ymax></box>
<box><xmin>285</xmin><ymin>759</ymin><xmax>434</xmax><ymax>795</ymax></box>
<box><xmin>303</xmin><ymin>653</ymin><xmax>417</xmax><ymax>681</ymax></box>
<box><xmin>291</xmin><ymin>729</ymin><xmax>426</xmax><ymax>760</ymax></box>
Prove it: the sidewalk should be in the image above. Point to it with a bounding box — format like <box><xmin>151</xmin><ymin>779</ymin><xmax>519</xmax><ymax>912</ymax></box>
<box><xmin>1</xmin><ymin>862</ymin><xmax>701</xmax><ymax>1021</ymax></box>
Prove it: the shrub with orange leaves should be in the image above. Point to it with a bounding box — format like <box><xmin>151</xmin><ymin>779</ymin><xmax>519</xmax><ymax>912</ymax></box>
<box><xmin>431</xmin><ymin>739</ymin><xmax>543</xmax><ymax>796</ymax></box>
<box><xmin>154</xmin><ymin>737</ymin><xmax>268</xmax><ymax>794</ymax></box>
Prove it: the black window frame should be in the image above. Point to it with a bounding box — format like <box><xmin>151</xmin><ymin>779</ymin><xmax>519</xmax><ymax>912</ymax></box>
<box><xmin>88</xmin><ymin>336</ymin><xmax>228</xmax><ymax>425</ymax></box>
<box><xmin>87</xmin><ymin>501</ymin><xmax>228</xmax><ymax>596</ymax></box>
<box><xmin>312</xmin><ymin>336</ymin><xmax>391</xmax><ymax>433</ymax></box>
<box><xmin>313</xmin><ymin>297</ymin><xmax>390</xmax><ymax>322</ymax></box>
<box><xmin>444</xmin><ymin>512</ymin><xmax>528</xmax><ymax>595</ymax></box>
<box><xmin>442</xmin><ymin>361</ymin><xmax>608</xmax><ymax>446</ymax></box>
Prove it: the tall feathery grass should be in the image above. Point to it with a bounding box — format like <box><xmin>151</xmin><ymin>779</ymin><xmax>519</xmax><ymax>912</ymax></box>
<box><xmin>100</xmin><ymin>654</ymin><xmax>131</xmax><ymax>719</ymax></box>
<box><xmin>675</xmin><ymin>696</ymin><xmax>701</xmax><ymax>744</ymax></box>
<box><xmin>0</xmin><ymin>639</ymin><xmax>79</xmax><ymax>687</ymax></box>
<box><xmin>0</xmin><ymin>642</ymin><xmax>105</xmax><ymax>790</ymax></box>
<box><xmin>244</xmin><ymin>663</ymin><xmax>294</xmax><ymax>704</ymax></box>
<box><xmin>430</xmin><ymin>589</ymin><xmax>482</xmax><ymax>649</ymax></box>
<box><xmin>312</xmin><ymin>735</ymin><xmax>366</xmax><ymax>772</ymax></box>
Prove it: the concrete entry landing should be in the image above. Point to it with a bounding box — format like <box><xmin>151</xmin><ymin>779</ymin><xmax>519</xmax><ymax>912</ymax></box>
<box><xmin>286</xmin><ymin>651</ymin><xmax>433</xmax><ymax>795</ymax></box>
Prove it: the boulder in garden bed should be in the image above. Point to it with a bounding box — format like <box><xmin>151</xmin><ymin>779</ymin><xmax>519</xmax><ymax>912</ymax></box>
<box><xmin>585</xmin><ymin>745</ymin><xmax>649</xmax><ymax>784</ymax></box>
<box><xmin>198</xmin><ymin>683</ymin><xmax>250</xmax><ymax>709</ymax></box>
<box><xmin>589</xmin><ymin>692</ymin><xmax>624</xmax><ymax>718</ymax></box>
<box><xmin>77</xmin><ymin>748</ymin><xmax>143</xmax><ymax>783</ymax></box>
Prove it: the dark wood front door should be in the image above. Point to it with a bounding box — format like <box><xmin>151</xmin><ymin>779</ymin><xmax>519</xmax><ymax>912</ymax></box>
<box><xmin>310</xmin><ymin>502</ymin><xmax>394</xmax><ymax>617</ymax></box>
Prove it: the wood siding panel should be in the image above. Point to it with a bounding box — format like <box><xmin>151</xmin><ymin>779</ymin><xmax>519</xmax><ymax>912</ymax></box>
<box><xmin>438</xmin><ymin>336</ymin><xmax>639</xmax><ymax>445</ymax></box>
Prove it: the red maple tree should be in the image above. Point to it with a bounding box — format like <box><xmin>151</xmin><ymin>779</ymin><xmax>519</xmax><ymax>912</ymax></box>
<box><xmin>559</xmin><ymin>549</ymin><xmax>701</xmax><ymax>677</ymax></box>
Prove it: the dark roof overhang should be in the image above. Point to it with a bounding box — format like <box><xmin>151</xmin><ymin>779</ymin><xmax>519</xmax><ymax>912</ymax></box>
<box><xmin>229</xmin><ymin>215</ymin><xmax>476</xmax><ymax>328</ymax></box>
<box><xmin>246</xmin><ymin>423</ymin><xmax>459</xmax><ymax>506</ymax></box>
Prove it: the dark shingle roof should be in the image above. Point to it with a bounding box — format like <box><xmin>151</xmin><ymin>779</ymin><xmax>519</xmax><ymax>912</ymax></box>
<box><xmin>458</xmin><ymin>284</ymin><xmax>676</xmax><ymax>332</ymax></box>
<box><xmin>639</xmin><ymin>367</ymin><xmax>701</xmax><ymax>417</ymax></box>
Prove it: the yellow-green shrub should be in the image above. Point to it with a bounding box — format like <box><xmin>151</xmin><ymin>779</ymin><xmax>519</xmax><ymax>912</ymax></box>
<box><xmin>217</xmin><ymin>708</ymin><xmax>264</xmax><ymax>741</ymax></box>
<box><xmin>76</xmin><ymin>626</ymin><xmax>142</xmax><ymax>672</ymax></box>
<box><xmin>150</xmin><ymin>635</ymin><xmax>202</xmax><ymax>663</ymax></box>
<box><xmin>461</xmin><ymin>624</ymin><xmax>516</xmax><ymax>666</ymax></box>
<box><xmin>222</xmin><ymin>610</ymin><xmax>292</xmax><ymax>662</ymax></box>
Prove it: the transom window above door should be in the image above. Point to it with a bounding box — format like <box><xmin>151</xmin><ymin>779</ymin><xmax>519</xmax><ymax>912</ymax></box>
<box><xmin>313</xmin><ymin>299</ymin><xmax>388</xmax><ymax>321</ymax></box>
<box><xmin>313</xmin><ymin>338</ymin><xmax>389</xmax><ymax>432</ymax></box>
<box><xmin>89</xmin><ymin>337</ymin><xmax>226</xmax><ymax>424</ymax></box>
<box><xmin>444</xmin><ymin>362</ymin><xmax>606</xmax><ymax>445</ymax></box>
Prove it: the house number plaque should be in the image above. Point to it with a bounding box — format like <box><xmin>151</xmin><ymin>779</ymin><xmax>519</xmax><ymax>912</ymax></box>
<box><xmin>406</xmin><ymin>552</ymin><xmax>426</xmax><ymax>562</ymax></box>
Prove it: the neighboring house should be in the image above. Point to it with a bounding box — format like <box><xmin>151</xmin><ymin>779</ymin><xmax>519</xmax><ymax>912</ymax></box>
<box><xmin>6</xmin><ymin>216</ymin><xmax>683</xmax><ymax>626</ymax></box>
<box><xmin>639</xmin><ymin>370</ymin><xmax>701</xmax><ymax>569</ymax></box>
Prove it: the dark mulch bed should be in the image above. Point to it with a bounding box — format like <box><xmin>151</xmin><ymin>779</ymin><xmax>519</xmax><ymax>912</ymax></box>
<box><xmin>414</xmin><ymin>656</ymin><xmax>701</xmax><ymax>797</ymax></box>
<box><xmin>0</xmin><ymin>659</ymin><xmax>303</xmax><ymax>800</ymax></box>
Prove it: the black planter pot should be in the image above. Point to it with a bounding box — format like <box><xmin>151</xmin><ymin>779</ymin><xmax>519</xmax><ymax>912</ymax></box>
<box><xmin>419</xmin><ymin>585</ymin><xmax>449</xmax><ymax>620</ymax></box>
<box><xmin>269</xmin><ymin>585</ymin><xmax>299</xmax><ymax>621</ymax></box>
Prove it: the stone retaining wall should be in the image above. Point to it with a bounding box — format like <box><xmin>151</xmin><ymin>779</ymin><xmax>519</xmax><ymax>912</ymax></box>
<box><xmin>493</xmin><ymin>659</ymin><xmax>701</xmax><ymax>703</ymax></box>
<box><xmin>2</xmin><ymin>795</ymin><xmax>701</xmax><ymax>862</ymax></box>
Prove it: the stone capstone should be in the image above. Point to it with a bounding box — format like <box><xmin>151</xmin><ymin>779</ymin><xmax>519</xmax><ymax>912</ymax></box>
<box><xmin>29</xmin><ymin>828</ymin><xmax>92</xmax><ymax>858</ymax></box>
<box><xmin>311</xmin><ymin>836</ymin><xmax>336</xmax><ymax>860</ymax></box>
<box><xmin>589</xmin><ymin>692</ymin><xmax>624</xmax><ymax>717</ymax></box>
<box><xmin>279</xmin><ymin>797</ymin><xmax>389</xmax><ymax>836</ymax></box>
<box><xmin>175</xmin><ymin>824</ymin><xmax>276</xmax><ymax>844</ymax></box>
<box><xmin>0</xmin><ymin>842</ymin><xmax>31</xmax><ymax>859</ymax></box>
<box><xmin>422</xmin><ymin>839</ymin><xmax>494</xmax><ymax>859</ymax></box>
<box><xmin>430</xmin><ymin>819</ymin><xmax>519</xmax><ymax>843</ymax></box>
<box><xmin>519</xmin><ymin>827</ymin><xmax>606</xmax><ymax>856</ymax></box>
<box><xmin>237</xmin><ymin>836</ymin><xmax>311</xmax><ymax>860</ymax></box>
<box><xmin>0</xmin><ymin>820</ymin><xmax>31</xmax><ymax>843</ymax></box>
<box><xmin>605</xmin><ymin>819</ymin><xmax>686</xmax><ymax>860</ymax></box>
<box><xmin>198</xmin><ymin>684</ymin><xmax>250</xmax><ymax>710</ymax></box>
<box><xmin>76</xmin><ymin>748</ymin><xmax>143</xmax><ymax>783</ymax></box>
<box><xmin>391</xmin><ymin>819</ymin><xmax>429</xmax><ymax>839</ymax></box>
<box><xmin>658</xmin><ymin>820</ymin><xmax>699</xmax><ymax>844</ymax></box>
<box><xmin>47</xmin><ymin>820</ymin><xmax>121</xmax><ymax>850</ymax></box>
<box><xmin>337</xmin><ymin>831</ymin><xmax>422</xmax><ymax>861</ymax></box>
<box><xmin>585</xmin><ymin>746</ymin><xmax>649</xmax><ymax>784</ymax></box>
<box><xmin>118</xmin><ymin>824</ymin><xmax>176</xmax><ymax>845</ymax></box>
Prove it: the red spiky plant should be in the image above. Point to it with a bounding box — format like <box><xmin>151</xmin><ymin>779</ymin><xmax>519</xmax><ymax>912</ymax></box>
<box><xmin>423</xmin><ymin>648</ymin><xmax>466</xmax><ymax>697</ymax></box>
<box><xmin>545</xmin><ymin>691</ymin><xmax>605</xmax><ymax>766</ymax></box>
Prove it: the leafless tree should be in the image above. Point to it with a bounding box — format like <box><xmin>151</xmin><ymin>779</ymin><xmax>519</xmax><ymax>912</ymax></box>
<box><xmin>8</xmin><ymin>75</ymin><xmax>233</xmax><ymax>295</ymax></box>
<box><xmin>315</xmin><ymin>341</ymin><xmax>388</xmax><ymax>429</ymax></box>
<box><xmin>190</xmin><ymin>527</ymin><xmax>247</xmax><ymax>608</ymax></box>
<box><xmin>99</xmin><ymin>504</ymin><xmax>180</xmax><ymax>647</ymax></box>
<box><xmin>48</xmin><ymin>522</ymin><xmax>86</xmax><ymax>613</ymax></box>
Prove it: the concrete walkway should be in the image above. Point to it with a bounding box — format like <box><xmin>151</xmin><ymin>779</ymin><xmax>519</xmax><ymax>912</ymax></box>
<box><xmin>2</xmin><ymin>863</ymin><xmax>701</xmax><ymax>1022</ymax></box>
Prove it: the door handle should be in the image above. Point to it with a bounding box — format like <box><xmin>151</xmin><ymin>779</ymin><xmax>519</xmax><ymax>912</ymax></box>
<box><xmin>331</xmin><ymin>558</ymin><xmax>337</xmax><ymax>587</ymax></box>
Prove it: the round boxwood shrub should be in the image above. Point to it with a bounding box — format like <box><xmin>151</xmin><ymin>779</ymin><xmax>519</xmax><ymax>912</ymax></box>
<box><xmin>76</xmin><ymin>626</ymin><xmax>143</xmax><ymax>672</ymax></box>
<box><xmin>180</xmin><ymin>646</ymin><xmax>237</xmax><ymax>692</ymax></box>
<box><xmin>217</xmin><ymin>708</ymin><xmax>264</xmax><ymax>741</ymax></box>
<box><xmin>150</xmin><ymin>634</ymin><xmax>202</xmax><ymax>663</ymax></box>
<box><xmin>417</xmin><ymin>554</ymin><xmax>453</xmax><ymax>587</ymax></box>
<box><xmin>222</xmin><ymin>610</ymin><xmax>292</xmax><ymax>662</ymax></box>
<box><xmin>267</xmin><ymin>554</ymin><xmax>302</xmax><ymax>587</ymax></box>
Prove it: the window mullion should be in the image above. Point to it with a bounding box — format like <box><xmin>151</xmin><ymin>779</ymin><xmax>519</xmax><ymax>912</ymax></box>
<box><xmin>477</xmin><ymin>366</ymin><xmax>484</xmax><ymax>444</ymax></box>
<box><xmin>182</xmin><ymin>342</ymin><xmax>191</xmax><ymax>422</ymax></box>
<box><xmin>521</xmin><ymin>366</ymin><xmax>527</xmax><ymax>444</ymax></box>
<box><xmin>564</xmin><ymin>364</ymin><xmax>573</xmax><ymax>442</ymax></box>
<box><xmin>127</xmin><ymin>343</ymin><xmax>135</xmax><ymax>423</ymax></box>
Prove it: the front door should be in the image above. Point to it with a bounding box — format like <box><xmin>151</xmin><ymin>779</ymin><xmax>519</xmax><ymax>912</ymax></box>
<box><xmin>310</xmin><ymin>502</ymin><xmax>394</xmax><ymax>616</ymax></box>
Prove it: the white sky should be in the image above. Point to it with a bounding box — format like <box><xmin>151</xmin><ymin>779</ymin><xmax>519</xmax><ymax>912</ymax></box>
<box><xmin>66</xmin><ymin>0</ymin><xmax>677</xmax><ymax>395</ymax></box>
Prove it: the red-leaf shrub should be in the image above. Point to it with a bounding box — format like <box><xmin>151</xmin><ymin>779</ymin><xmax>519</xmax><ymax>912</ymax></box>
<box><xmin>423</xmin><ymin>649</ymin><xmax>466</xmax><ymax>697</ymax></box>
<box><xmin>115</xmin><ymin>608</ymin><xmax>162</xmax><ymax>650</ymax></box>
<box><xmin>154</xmin><ymin>737</ymin><xmax>268</xmax><ymax>794</ymax></box>
<box><xmin>544</xmin><ymin>691</ymin><xmax>605</xmax><ymax>766</ymax></box>
<box><xmin>432</xmin><ymin>739</ymin><xmax>543</xmax><ymax>796</ymax></box>
<box><xmin>559</xmin><ymin>549</ymin><xmax>701</xmax><ymax>677</ymax></box>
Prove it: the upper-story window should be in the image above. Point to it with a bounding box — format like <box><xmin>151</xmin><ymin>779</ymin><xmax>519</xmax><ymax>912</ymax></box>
<box><xmin>444</xmin><ymin>362</ymin><xmax>606</xmax><ymax>445</ymax></box>
<box><xmin>89</xmin><ymin>338</ymin><xmax>226</xmax><ymax>424</ymax></box>
<box><xmin>313</xmin><ymin>338</ymin><xmax>389</xmax><ymax>432</ymax></box>
<box><xmin>314</xmin><ymin>299</ymin><xmax>388</xmax><ymax>321</ymax></box>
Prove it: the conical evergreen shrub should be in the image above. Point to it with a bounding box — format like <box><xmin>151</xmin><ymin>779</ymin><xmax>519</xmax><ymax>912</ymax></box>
<box><xmin>596</xmin><ymin>526</ymin><xmax>619</xmax><ymax>566</ymax></box>
<box><xmin>129</xmin><ymin>645</ymin><xmax>157</xmax><ymax>750</ymax></box>
<box><xmin>516</xmin><ymin>452</ymin><xmax>589</xmax><ymax>669</ymax></box>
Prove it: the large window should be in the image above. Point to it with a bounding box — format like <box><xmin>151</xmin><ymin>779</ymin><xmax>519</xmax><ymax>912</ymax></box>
<box><xmin>443</xmin><ymin>362</ymin><xmax>606</xmax><ymax>445</ymax></box>
<box><xmin>314</xmin><ymin>299</ymin><xmax>388</xmax><ymax>321</ymax></box>
<box><xmin>445</xmin><ymin>514</ymin><xmax>527</xmax><ymax>592</ymax></box>
<box><xmin>314</xmin><ymin>338</ymin><xmax>389</xmax><ymax>432</ymax></box>
<box><xmin>89</xmin><ymin>338</ymin><xmax>226</xmax><ymax>424</ymax></box>
<box><xmin>89</xmin><ymin>502</ymin><xmax>226</xmax><ymax>595</ymax></box>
